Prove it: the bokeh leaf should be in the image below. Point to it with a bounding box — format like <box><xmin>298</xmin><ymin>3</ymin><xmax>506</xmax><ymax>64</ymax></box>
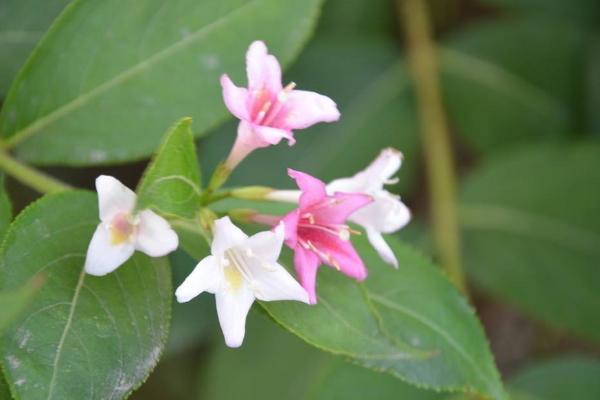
<box><xmin>0</xmin><ymin>0</ymin><xmax>324</xmax><ymax>166</ymax></box>
<box><xmin>136</xmin><ymin>117</ymin><xmax>201</xmax><ymax>219</ymax></box>
<box><xmin>477</xmin><ymin>0</ymin><xmax>600</xmax><ymax>26</ymax></box>
<box><xmin>509</xmin><ymin>356</ymin><xmax>600</xmax><ymax>400</ymax></box>
<box><xmin>586</xmin><ymin>36</ymin><xmax>600</xmax><ymax>135</ymax></box>
<box><xmin>0</xmin><ymin>0</ymin><xmax>70</xmax><ymax>95</ymax></box>
<box><xmin>311</xmin><ymin>359</ymin><xmax>445</xmax><ymax>400</ymax></box>
<box><xmin>460</xmin><ymin>142</ymin><xmax>600</xmax><ymax>343</ymax></box>
<box><xmin>200</xmin><ymin>312</ymin><xmax>328</xmax><ymax>400</ymax></box>
<box><xmin>442</xmin><ymin>18</ymin><xmax>586</xmax><ymax>153</ymax></box>
<box><xmin>262</xmin><ymin>237</ymin><xmax>507</xmax><ymax>399</ymax></box>
<box><xmin>0</xmin><ymin>191</ymin><xmax>171</xmax><ymax>399</ymax></box>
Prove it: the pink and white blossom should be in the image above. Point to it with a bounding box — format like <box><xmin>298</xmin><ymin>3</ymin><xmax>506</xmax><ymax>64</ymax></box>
<box><xmin>280</xmin><ymin>169</ymin><xmax>372</xmax><ymax>304</ymax></box>
<box><xmin>85</xmin><ymin>175</ymin><xmax>179</xmax><ymax>276</ymax></box>
<box><xmin>221</xmin><ymin>41</ymin><xmax>340</xmax><ymax>169</ymax></box>
<box><xmin>327</xmin><ymin>148</ymin><xmax>411</xmax><ymax>267</ymax></box>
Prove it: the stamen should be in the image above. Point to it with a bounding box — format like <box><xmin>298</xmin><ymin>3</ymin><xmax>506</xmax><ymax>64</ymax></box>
<box><xmin>255</xmin><ymin>100</ymin><xmax>272</xmax><ymax>124</ymax></box>
<box><xmin>302</xmin><ymin>240</ymin><xmax>342</xmax><ymax>271</ymax></box>
<box><xmin>301</xmin><ymin>212</ymin><xmax>316</xmax><ymax>224</ymax></box>
<box><xmin>277</xmin><ymin>82</ymin><xmax>296</xmax><ymax>102</ymax></box>
<box><xmin>261</xmin><ymin>82</ymin><xmax>297</xmax><ymax>126</ymax></box>
<box><xmin>328</xmin><ymin>255</ymin><xmax>341</xmax><ymax>271</ymax></box>
<box><xmin>338</xmin><ymin>228</ymin><xmax>350</xmax><ymax>241</ymax></box>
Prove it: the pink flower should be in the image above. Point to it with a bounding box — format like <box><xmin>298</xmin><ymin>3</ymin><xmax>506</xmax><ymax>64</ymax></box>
<box><xmin>221</xmin><ymin>41</ymin><xmax>341</xmax><ymax>169</ymax></box>
<box><xmin>281</xmin><ymin>169</ymin><xmax>372</xmax><ymax>304</ymax></box>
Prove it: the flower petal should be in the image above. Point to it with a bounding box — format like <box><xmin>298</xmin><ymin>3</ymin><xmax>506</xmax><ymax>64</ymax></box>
<box><xmin>363</xmin><ymin>148</ymin><xmax>402</xmax><ymax>186</ymax></box>
<box><xmin>366</xmin><ymin>227</ymin><xmax>398</xmax><ymax>268</ymax></box>
<box><xmin>135</xmin><ymin>210</ymin><xmax>179</xmax><ymax>257</ymax></box>
<box><xmin>96</xmin><ymin>175</ymin><xmax>136</xmax><ymax>222</ymax></box>
<box><xmin>288</xmin><ymin>169</ymin><xmax>327</xmax><ymax>210</ymax></box>
<box><xmin>281</xmin><ymin>209</ymin><xmax>300</xmax><ymax>248</ymax></box>
<box><xmin>246</xmin><ymin>223</ymin><xmax>284</xmax><ymax>263</ymax></box>
<box><xmin>293</xmin><ymin>246</ymin><xmax>321</xmax><ymax>304</ymax></box>
<box><xmin>350</xmin><ymin>193</ymin><xmax>411</xmax><ymax>233</ymax></box>
<box><xmin>326</xmin><ymin>176</ymin><xmax>365</xmax><ymax>195</ymax></box>
<box><xmin>212</xmin><ymin>217</ymin><xmax>248</xmax><ymax>257</ymax></box>
<box><xmin>220</xmin><ymin>74</ymin><xmax>249</xmax><ymax>121</ymax></box>
<box><xmin>284</xmin><ymin>90</ymin><xmax>340</xmax><ymax>130</ymax></box>
<box><xmin>307</xmin><ymin>230</ymin><xmax>368</xmax><ymax>281</ymax></box>
<box><xmin>314</xmin><ymin>192</ymin><xmax>372</xmax><ymax>225</ymax></box>
<box><xmin>254</xmin><ymin>124</ymin><xmax>294</xmax><ymax>146</ymax></box>
<box><xmin>175</xmin><ymin>255</ymin><xmax>221</xmax><ymax>302</ymax></box>
<box><xmin>215</xmin><ymin>286</ymin><xmax>255</xmax><ymax>347</ymax></box>
<box><xmin>250</xmin><ymin>259</ymin><xmax>309</xmax><ymax>303</ymax></box>
<box><xmin>84</xmin><ymin>224</ymin><xmax>135</xmax><ymax>276</ymax></box>
<box><xmin>327</xmin><ymin>148</ymin><xmax>403</xmax><ymax>194</ymax></box>
<box><xmin>246</xmin><ymin>40</ymin><xmax>282</xmax><ymax>93</ymax></box>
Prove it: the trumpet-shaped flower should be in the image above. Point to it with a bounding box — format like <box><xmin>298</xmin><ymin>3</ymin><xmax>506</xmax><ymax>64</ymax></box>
<box><xmin>221</xmin><ymin>40</ymin><xmax>340</xmax><ymax>169</ymax></box>
<box><xmin>281</xmin><ymin>169</ymin><xmax>372</xmax><ymax>304</ymax></box>
<box><xmin>85</xmin><ymin>175</ymin><xmax>179</xmax><ymax>276</ymax></box>
<box><xmin>175</xmin><ymin>217</ymin><xmax>309</xmax><ymax>348</ymax></box>
<box><xmin>327</xmin><ymin>148</ymin><xmax>411</xmax><ymax>267</ymax></box>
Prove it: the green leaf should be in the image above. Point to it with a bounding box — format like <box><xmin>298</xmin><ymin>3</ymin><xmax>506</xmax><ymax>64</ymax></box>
<box><xmin>460</xmin><ymin>142</ymin><xmax>600</xmax><ymax>343</ymax></box>
<box><xmin>586</xmin><ymin>36</ymin><xmax>600</xmax><ymax>135</ymax></box>
<box><xmin>441</xmin><ymin>18</ymin><xmax>586</xmax><ymax>153</ymax></box>
<box><xmin>0</xmin><ymin>375</ymin><xmax>9</xmax><ymax>400</ymax></box>
<box><xmin>0</xmin><ymin>191</ymin><xmax>172</xmax><ymax>399</ymax></box>
<box><xmin>311</xmin><ymin>359</ymin><xmax>445</xmax><ymax>400</ymax></box>
<box><xmin>200</xmin><ymin>312</ymin><xmax>328</xmax><ymax>400</ymax></box>
<box><xmin>477</xmin><ymin>0</ymin><xmax>600</xmax><ymax>26</ymax></box>
<box><xmin>0</xmin><ymin>0</ymin><xmax>70</xmax><ymax>95</ymax></box>
<box><xmin>136</xmin><ymin>117</ymin><xmax>202</xmax><ymax>219</ymax></box>
<box><xmin>0</xmin><ymin>0</ymin><xmax>324</xmax><ymax>166</ymax></box>
<box><xmin>0</xmin><ymin>277</ymin><xmax>43</xmax><ymax>335</ymax></box>
<box><xmin>0</xmin><ymin>175</ymin><xmax>12</xmax><ymax>241</ymax></box>
<box><xmin>509</xmin><ymin>356</ymin><xmax>600</xmax><ymax>400</ymax></box>
<box><xmin>261</xmin><ymin>237</ymin><xmax>507</xmax><ymax>399</ymax></box>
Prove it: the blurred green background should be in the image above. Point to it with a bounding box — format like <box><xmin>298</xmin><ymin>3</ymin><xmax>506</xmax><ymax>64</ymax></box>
<box><xmin>1</xmin><ymin>0</ymin><xmax>599</xmax><ymax>399</ymax></box>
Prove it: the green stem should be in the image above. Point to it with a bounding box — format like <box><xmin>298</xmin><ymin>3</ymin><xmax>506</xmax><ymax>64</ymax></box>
<box><xmin>399</xmin><ymin>0</ymin><xmax>466</xmax><ymax>293</ymax></box>
<box><xmin>0</xmin><ymin>151</ymin><xmax>71</xmax><ymax>194</ymax></box>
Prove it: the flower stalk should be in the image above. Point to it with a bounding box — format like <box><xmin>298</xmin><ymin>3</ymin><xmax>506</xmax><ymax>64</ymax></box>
<box><xmin>399</xmin><ymin>0</ymin><xmax>466</xmax><ymax>292</ymax></box>
<box><xmin>0</xmin><ymin>150</ymin><xmax>71</xmax><ymax>194</ymax></box>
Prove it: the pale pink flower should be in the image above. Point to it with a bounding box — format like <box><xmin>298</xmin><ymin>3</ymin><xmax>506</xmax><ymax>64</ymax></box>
<box><xmin>221</xmin><ymin>41</ymin><xmax>340</xmax><ymax>169</ymax></box>
<box><xmin>176</xmin><ymin>217</ymin><xmax>308</xmax><ymax>347</ymax></box>
<box><xmin>328</xmin><ymin>148</ymin><xmax>411</xmax><ymax>267</ymax></box>
<box><xmin>85</xmin><ymin>175</ymin><xmax>178</xmax><ymax>276</ymax></box>
<box><xmin>280</xmin><ymin>169</ymin><xmax>372</xmax><ymax>304</ymax></box>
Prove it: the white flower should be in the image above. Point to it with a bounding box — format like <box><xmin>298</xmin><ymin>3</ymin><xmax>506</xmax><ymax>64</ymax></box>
<box><xmin>84</xmin><ymin>175</ymin><xmax>179</xmax><ymax>276</ymax></box>
<box><xmin>175</xmin><ymin>217</ymin><xmax>309</xmax><ymax>348</ymax></box>
<box><xmin>326</xmin><ymin>148</ymin><xmax>411</xmax><ymax>268</ymax></box>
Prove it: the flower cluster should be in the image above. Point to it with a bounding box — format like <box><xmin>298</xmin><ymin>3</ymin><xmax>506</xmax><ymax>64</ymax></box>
<box><xmin>84</xmin><ymin>41</ymin><xmax>410</xmax><ymax>347</ymax></box>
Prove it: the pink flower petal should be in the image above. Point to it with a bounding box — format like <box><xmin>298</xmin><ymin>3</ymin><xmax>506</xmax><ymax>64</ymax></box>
<box><xmin>220</xmin><ymin>74</ymin><xmax>249</xmax><ymax>121</ymax></box>
<box><xmin>284</xmin><ymin>90</ymin><xmax>340</xmax><ymax>130</ymax></box>
<box><xmin>254</xmin><ymin>124</ymin><xmax>294</xmax><ymax>146</ymax></box>
<box><xmin>308</xmin><ymin>230</ymin><xmax>367</xmax><ymax>281</ymax></box>
<box><xmin>313</xmin><ymin>192</ymin><xmax>372</xmax><ymax>225</ymax></box>
<box><xmin>246</xmin><ymin>41</ymin><xmax>282</xmax><ymax>93</ymax></box>
<box><xmin>281</xmin><ymin>209</ymin><xmax>300</xmax><ymax>248</ymax></box>
<box><xmin>293</xmin><ymin>246</ymin><xmax>321</xmax><ymax>304</ymax></box>
<box><xmin>288</xmin><ymin>169</ymin><xmax>327</xmax><ymax>209</ymax></box>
